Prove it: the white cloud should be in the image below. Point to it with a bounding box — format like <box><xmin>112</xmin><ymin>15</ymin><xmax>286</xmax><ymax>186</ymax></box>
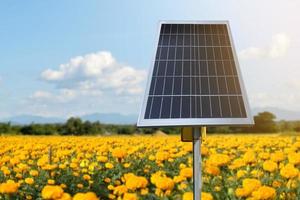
<box><xmin>27</xmin><ymin>51</ymin><xmax>147</xmax><ymax>116</ymax></box>
<box><xmin>30</xmin><ymin>89</ymin><xmax>77</xmax><ymax>103</ymax></box>
<box><xmin>250</xmin><ymin>92</ymin><xmax>300</xmax><ymax>111</ymax></box>
<box><xmin>239</xmin><ymin>33</ymin><xmax>290</xmax><ymax>60</ymax></box>
<box><xmin>286</xmin><ymin>79</ymin><xmax>300</xmax><ymax>91</ymax></box>
<box><xmin>40</xmin><ymin>51</ymin><xmax>146</xmax><ymax>96</ymax></box>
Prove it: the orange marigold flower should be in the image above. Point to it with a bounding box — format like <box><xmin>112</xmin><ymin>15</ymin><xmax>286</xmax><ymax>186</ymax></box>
<box><xmin>263</xmin><ymin>160</ymin><xmax>277</xmax><ymax>172</ymax></box>
<box><xmin>73</xmin><ymin>192</ymin><xmax>99</xmax><ymax>200</ymax></box>
<box><xmin>280</xmin><ymin>163</ymin><xmax>299</xmax><ymax>179</ymax></box>
<box><xmin>180</xmin><ymin>167</ymin><xmax>193</xmax><ymax>178</ymax></box>
<box><xmin>251</xmin><ymin>186</ymin><xmax>276</xmax><ymax>199</ymax></box>
<box><xmin>0</xmin><ymin>180</ymin><xmax>19</xmax><ymax>194</ymax></box>
<box><xmin>41</xmin><ymin>185</ymin><xmax>64</xmax><ymax>199</ymax></box>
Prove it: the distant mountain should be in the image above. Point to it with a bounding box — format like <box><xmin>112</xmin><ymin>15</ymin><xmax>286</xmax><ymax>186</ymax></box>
<box><xmin>1</xmin><ymin>108</ymin><xmax>299</xmax><ymax>125</ymax></box>
<box><xmin>252</xmin><ymin>107</ymin><xmax>300</xmax><ymax>121</ymax></box>
<box><xmin>1</xmin><ymin>115</ymin><xmax>64</xmax><ymax>124</ymax></box>
<box><xmin>81</xmin><ymin>113</ymin><xmax>138</xmax><ymax>124</ymax></box>
<box><xmin>0</xmin><ymin>113</ymin><xmax>138</xmax><ymax>125</ymax></box>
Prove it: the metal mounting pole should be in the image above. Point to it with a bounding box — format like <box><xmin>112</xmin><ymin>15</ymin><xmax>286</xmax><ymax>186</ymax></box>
<box><xmin>193</xmin><ymin>127</ymin><xmax>202</xmax><ymax>200</ymax></box>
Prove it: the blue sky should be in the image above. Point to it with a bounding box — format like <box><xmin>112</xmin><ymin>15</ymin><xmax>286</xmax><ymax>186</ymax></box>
<box><xmin>0</xmin><ymin>0</ymin><xmax>299</xmax><ymax>118</ymax></box>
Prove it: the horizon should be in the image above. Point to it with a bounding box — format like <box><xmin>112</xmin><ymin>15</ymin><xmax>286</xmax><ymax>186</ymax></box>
<box><xmin>2</xmin><ymin>107</ymin><xmax>300</xmax><ymax>124</ymax></box>
<box><xmin>1</xmin><ymin>0</ymin><xmax>300</xmax><ymax>119</ymax></box>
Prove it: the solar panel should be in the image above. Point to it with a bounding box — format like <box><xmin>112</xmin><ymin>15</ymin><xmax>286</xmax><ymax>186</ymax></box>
<box><xmin>137</xmin><ymin>21</ymin><xmax>253</xmax><ymax>127</ymax></box>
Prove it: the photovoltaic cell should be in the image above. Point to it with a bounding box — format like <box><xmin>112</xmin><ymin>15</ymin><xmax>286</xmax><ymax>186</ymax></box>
<box><xmin>138</xmin><ymin>22</ymin><xmax>252</xmax><ymax>127</ymax></box>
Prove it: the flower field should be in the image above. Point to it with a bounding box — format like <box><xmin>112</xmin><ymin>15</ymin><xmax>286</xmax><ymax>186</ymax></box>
<box><xmin>0</xmin><ymin>135</ymin><xmax>300</xmax><ymax>200</ymax></box>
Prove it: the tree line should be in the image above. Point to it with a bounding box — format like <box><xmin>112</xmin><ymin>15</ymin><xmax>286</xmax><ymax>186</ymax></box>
<box><xmin>0</xmin><ymin>112</ymin><xmax>300</xmax><ymax>135</ymax></box>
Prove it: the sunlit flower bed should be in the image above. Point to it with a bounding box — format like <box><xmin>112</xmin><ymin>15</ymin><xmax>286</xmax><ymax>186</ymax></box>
<box><xmin>0</xmin><ymin>135</ymin><xmax>300</xmax><ymax>199</ymax></box>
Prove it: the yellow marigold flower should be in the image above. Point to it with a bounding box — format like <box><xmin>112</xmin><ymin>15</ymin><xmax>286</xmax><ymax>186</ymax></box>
<box><xmin>251</xmin><ymin>186</ymin><xmax>276</xmax><ymax>199</ymax></box>
<box><xmin>235</xmin><ymin>188</ymin><xmax>248</xmax><ymax>198</ymax></box>
<box><xmin>77</xmin><ymin>183</ymin><xmax>83</xmax><ymax>189</ymax></box>
<box><xmin>183</xmin><ymin>192</ymin><xmax>214</xmax><ymax>200</ymax></box>
<box><xmin>73</xmin><ymin>192</ymin><xmax>99</xmax><ymax>200</ymax></box>
<box><xmin>48</xmin><ymin>179</ymin><xmax>55</xmax><ymax>185</ymax></box>
<box><xmin>153</xmin><ymin>176</ymin><xmax>174</xmax><ymax>191</ymax></box>
<box><xmin>179</xmin><ymin>163</ymin><xmax>187</xmax><ymax>169</ymax></box>
<box><xmin>207</xmin><ymin>153</ymin><xmax>230</xmax><ymax>167</ymax></box>
<box><xmin>0</xmin><ymin>180</ymin><xmax>19</xmax><ymax>194</ymax></box>
<box><xmin>178</xmin><ymin>182</ymin><xmax>187</xmax><ymax>190</ymax></box>
<box><xmin>156</xmin><ymin>151</ymin><xmax>170</xmax><ymax>162</ymax></box>
<box><xmin>29</xmin><ymin>170</ymin><xmax>39</xmax><ymax>177</ymax></box>
<box><xmin>214</xmin><ymin>186</ymin><xmax>221</xmax><ymax>192</ymax></box>
<box><xmin>263</xmin><ymin>160</ymin><xmax>277</xmax><ymax>172</ymax></box>
<box><xmin>124</xmin><ymin>173</ymin><xmax>148</xmax><ymax>190</ymax></box>
<box><xmin>57</xmin><ymin>193</ymin><xmax>72</xmax><ymax>200</ymax></box>
<box><xmin>251</xmin><ymin>170</ymin><xmax>263</xmax><ymax>178</ymax></box>
<box><xmin>183</xmin><ymin>192</ymin><xmax>193</xmax><ymax>200</ymax></box>
<box><xmin>288</xmin><ymin>152</ymin><xmax>300</xmax><ymax>165</ymax></box>
<box><xmin>2</xmin><ymin>169</ymin><xmax>11</xmax><ymax>175</ymax></box>
<box><xmin>243</xmin><ymin>151</ymin><xmax>256</xmax><ymax>164</ymax></box>
<box><xmin>123</xmin><ymin>163</ymin><xmax>131</xmax><ymax>168</ymax></box>
<box><xmin>16</xmin><ymin>173</ymin><xmax>22</xmax><ymax>179</ymax></box>
<box><xmin>25</xmin><ymin>178</ymin><xmax>34</xmax><ymax>185</ymax></box>
<box><xmin>113</xmin><ymin>185</ymin><xmax>128</xmax><ymax>196</ymax></box>
<box><xmin>104</xmin><ymin>178</ymin><xmax>111</xmax><ymax>183</ymax></box>
<box><xmin>73</xmin><ymin>172</ymin><xmax>79</xmax><ymax>177</ymax></box>
<box><xmin>202</xmin><ymin>192</ymin><xmax>214</xmax><ymax>200</ymax></box>
<box><xmin>80</xmin><ymin>159</ymin><xmax>89</xmax><ymax>168</ymax></box>
<box><xmin>237</xmin><ymin>178</ymin><xmax>261</xmax><ymax>196</ymax></box>
<box><xmin>149</xmin><ymin>155</ymin><xmax>155</xmax><ymax>161</ymax></box>
<box><xmin>69</xmin><ymin>162</ymin><xmax>76</xmax><ymax>169</ymax></box>
<box><xmin>258</xmin><ymin>152</ymin><xmax>270</xmax><ymax>160</ymax></box>
<box><xmin>59</xmin><ymin>164</ymin><xmax>67</xmax><ymax>169</ymax></box>
<box><xmin>41</xmin><ymin>185</ymin><xmax>64</xmax><ymax>199</ymax></box>
<box><xmin>229</xmin><ymin>158</ymin><xmax>245</xmax><ymax>170</ymax></box>
<box><xmin>105</xmin><ymin>162</ymin><xmax>114</xmax><ymax>169</ymax></box>
<box><xmin>108</xmin><ymin>184</ymin><xmax>114</xmax><ymax>190</ymax></box>
<box><xmin>280</xmin><ymin>163</ymin><xmax>299</xmax><ymax>179</ymax></box>
<box><xmin>83</xmin><ymin>174</ymin><xmax>91</xmax><ymax>181</ymax></box>
<box><xmin>237</xmin><ymin>170</ymin><xmax>247</xmax><ymax>179</ymax></box>
<box><xmin>123</xmin><ymin>193</ymin><xmax>137</xmax><ymax>200</ymax></box>
<box><xmin>205</xmin><ymin>164</ymin><xmax>220</xmax><ymax>176</ymax></box>
<box><xmin>97</xmin><ymin>156</ymin><xmax>108</xmax><ymax>163</ymax></box>
<box><xmin>272</xmin><ymin>180</ymin><xmax>282</xmax><ymax>188</ymax></box>
<box><xmin>141</xmin><ymin>188</ymin><xmax>148</xmax><ymax>195</ymax></box>
<box><xmin>111</xmin><ymin>148</ymin><xmax>127</xmax><ymax>159</ymax></box>
<box><xmin>180</xmin><ymin>167</ymin><xmax>193</xmax><ymax>178</ymax></box>
<box><xmin>151</xmin><ymin>172</ymin><xmax>174</xmax><ymax>190</ymax></box>
<box><xmin>173</xmin><ymin>175</ymin><xmax>186</xmax><ymax>183</ymax></box>
<box><xmin>270</xmin><ymin>151</ymin><xmax>285</xmax><ymax>162</ymax></box>
<box><xmin>201</xmin><ymin>146</ymin><xmax>209</xmax><ymax>156</ymax></box>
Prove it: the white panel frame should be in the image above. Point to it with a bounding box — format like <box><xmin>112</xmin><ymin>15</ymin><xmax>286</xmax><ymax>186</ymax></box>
<box><xmin>137</xmin><ymin>20</ymin><xmax>254</xmax><ymax>127</ymax></box>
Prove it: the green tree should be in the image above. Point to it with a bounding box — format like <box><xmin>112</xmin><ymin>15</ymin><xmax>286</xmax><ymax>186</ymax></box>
<box><xmin>61</xmin><ymin>117</ymin><xmax>84</xmax><ymax>135</ymax></box>
<box><xmin>0</xmin><ymin>122</ymin><xmax>11</xmax><ymax>134</ymax></box>
<box><xmin>251</xmin><ymin>112</ymin><xmax>278</xmax><ymax>133</ymax></box>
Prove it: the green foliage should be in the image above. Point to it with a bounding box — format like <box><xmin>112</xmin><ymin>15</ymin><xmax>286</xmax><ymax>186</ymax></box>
<box><xmin>295</xmin><ymin>126</ymin><xmax>300</xmax><ymax>132</ymax></box>
<box><xmin>208</xmin><ymin>111</ymin><xmax>283</xmax><ymax>134</ymax></box>
<box><xmin>251</xmin><ymin>111</ymin><xmax>278</xmax><ymax>133</ymax></box>
<box><xmin>60</xmin><ymin>117</ymin><xmax>84</xmax><ymax>135</ymax></box>
<box><xmin>0</xmin><ymin>122</ymin><xmax>11</xmax><ymax>133</ymax></box>
<box><xmin>59</xmin><ymin>117</ymin><xmax>103</xmax><ymax>135</ymax></box>
<box><xmin>2</xmin><ymin>111</ymin><xmax>300</xmax><ymax>135</ymax></box>
<box><xmin>159</xmin><ymin>127</ymin><xmax>181</xmax><ymax>134</ymax></box>
<box><xmin>20</xmin><ymin>124</ymin><xmax>58</xmax><ymax>135</ymax></box>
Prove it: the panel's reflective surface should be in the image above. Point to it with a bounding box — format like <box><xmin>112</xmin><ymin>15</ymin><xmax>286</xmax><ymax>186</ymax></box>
<box><xmin>145</xmin><ymin>23</ymin><xmax>247</xmax><ymax>119</ymax></box>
